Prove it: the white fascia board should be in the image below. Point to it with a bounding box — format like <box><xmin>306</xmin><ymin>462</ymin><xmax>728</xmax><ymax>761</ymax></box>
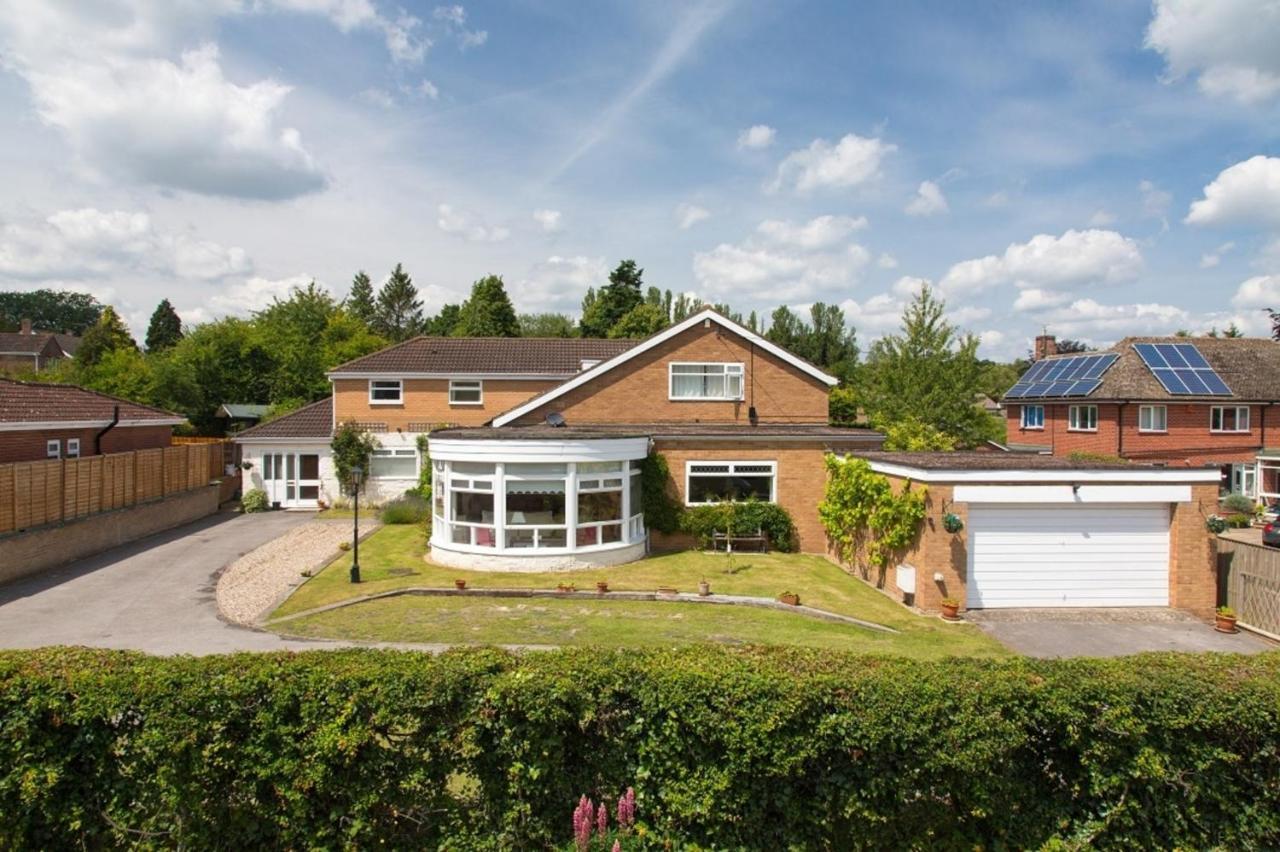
<box><xmin>235</xmin><ymin>437</ymin><xmax>332</xmax><ymax>446</ymax></box>
<box><xmin>491</xmin><ymin>309</ymin><xmax>839</xmax><ymax>427</ymax></box>
<box><xmin>327</xmin><ymin>371</ymin><xmax>572</xmax><ymax>381</ymax></box>
<box><xmin>954</xmin><ymin>484</ymin><xmax>1193</xmax><ymax>504</ymax></box>
<box><xmin>429</xmin><ymin>436</ymin><xmax>650</xmax><ymax>463</ymax></box>
<box><xmin>865</xmin><ymin>460</ymin><xmax>1221</xmax><ymax>484</ymax></box>
<box><xmin>0</xmin><ymin>418</ymin><xmax>184</xmax><ymax>432</ymax></box>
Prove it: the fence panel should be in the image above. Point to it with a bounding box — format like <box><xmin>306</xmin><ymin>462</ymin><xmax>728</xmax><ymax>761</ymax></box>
<box><xmin>0</xmin><ymin>441</ymin><xmax>228</xmax><ymax>536</ymax></box>
<box><xmin>1217</xmin><ymin>537</ymin><xmax>1280</xmax><ymax>640</ymax></box>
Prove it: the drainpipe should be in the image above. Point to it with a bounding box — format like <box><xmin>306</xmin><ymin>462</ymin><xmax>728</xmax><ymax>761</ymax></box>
<box><xmin>94</xmin><ymin>405</ymin><xmax>120</xmax><ymax>455</ymax></box>
<box><xmin>1117</xmin><ymin>401</ymin><xmax>1127</xmax><ymax>458</ymax></box>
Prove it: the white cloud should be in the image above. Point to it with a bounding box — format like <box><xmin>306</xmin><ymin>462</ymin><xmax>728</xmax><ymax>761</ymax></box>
<box><xmin>675</xmin><ymin>203</ymin><xmax>711</xmax><ymax>230</ymax></box>
<box><xmin>756</xmin><ymin>215</ymin><xmax>867</xmax><ymax>250</ymax></box>
<box><xmin>877</xmin><ymin>253</ymin><xmax>898</xmax><ymax>269</ymax></box>
<box><xmin>904</xmin><ymin>180</ymin><xmax>948</xmax><ymax>216</ymax></box>
<box><xmin>1035</xmin><ymin>298</ymin><xmax>1193</xmax><ymax>339</ymax></box>
<box><xmin>891</xmin><ymin>275</ymin><xmax>929</xmax><ymax>297</ymax></box>
<box><xmin>207</xmin><ymin>273</ymin><xmax>314</xmax><ymax>315</ymax></box>
<box><xmin>437</xmin><ymin>204</ymin><xmax>510</xmax><ymax>243</ymax></box>
<box><xmin>837</xmin><ymin>293</ymin><xmax>906</xmax><ymax>338</ymax></box>
<box><xmin>1138</xmin><ymin>179</ymin><xmax>1172</xmax><ymax>217</ymax></box>
<box><xmin>1146</xmin><ymin>0</ymin><xmax>1280</xmax><ymax>103</ymax></box>
<box><xmin>359</xmin><ymin>87</ymin><xmax>396</xmax><ymax>109</ymax></box>
<box><xmin>0</xmin><ymin>207</ymin><xmax>249</xmax><ymax>282</ymax></box>
<box><xmin>983</xmin><ymin>191</ymin><xmax>1012</xmax><ymax>208</ymax></box>
<box><xmin>736</xmin><ymin>124</ymin><xmax>776</xmax><ymax>149</ymax></box>
<box><xmin>1012</xmin><ymin>288</ymin><xmax>1071</xmax><ymax>312</ymax></box>
<box><xmin>693</xmin><ymin>215</ymin><xmax>871</xmax><ymax>301</ymax></box>
<box><xmin>1231</xmin><ymin>274</ymin><xmax>1280</xmax><ymax>308</ymax></box>
<box><xmin>1200</xmin><ymin>241</ymin><xmax>1236</xmax><ymax>269</ymax></box>
<box><xmin>978</xmin><ymin>329</ymin><xmax>1006</xmax><ymax>350</ymax></box>
<box><xmin>417</xmin><ymin>79</ymin><xmax>440</xmax><ymax>100</ymax></box>
<box><xmin>514</xmin><ymin>255</ymin><xmax>607</xmax><ymax>312</ymax></box>
<box><xmin>768</xmin><ymin>133</ymin><xmax>896</xmax><ymax>194</ymax></box>
<box><xmin>432</xmin><ymin>5</ymin><xmax>487</xmax><ymax>49</ymax></box>
<box><xmin>532</xmin><ymin>209</ymin><xmax>563</xmax><ymax>233</ymax></box>
<box><xmin>1185</xmin><ymin>155</ymin><xmax>1280</xmax><ymax>229</ymax></box>
<box><xmin>1088</xmin><ymin>209</ymin><xmax>1117</xmax><ymax>227</ymax></box>
<box><xmin>939</xmin><ymin>229</ymin><xmax>1144</xmax><ymax>297</ymax></box>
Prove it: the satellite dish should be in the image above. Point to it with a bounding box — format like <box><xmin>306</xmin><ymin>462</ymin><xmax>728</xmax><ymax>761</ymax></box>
<box><xmin>545</xmin><ymin>412</ymin><xmax>566</xmax><ymax>427</ymax></box>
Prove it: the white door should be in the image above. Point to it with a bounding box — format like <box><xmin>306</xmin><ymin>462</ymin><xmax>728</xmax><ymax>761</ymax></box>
<box><xmin>968</xmin><ymin>504</ymin><xmax>1170</xmax><ymax>608</ymax></box>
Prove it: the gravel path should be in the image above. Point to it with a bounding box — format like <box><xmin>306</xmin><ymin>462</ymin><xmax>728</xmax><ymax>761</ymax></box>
<box><xmin>216</xmin><ymin>519</ymin><xmax>380</xmax><ymax>625</ymax></box>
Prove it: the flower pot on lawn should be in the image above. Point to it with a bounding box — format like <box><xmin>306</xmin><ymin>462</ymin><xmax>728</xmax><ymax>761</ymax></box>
<box><xmin>940</xmin><ymin>598</ymin><xmax>961</xmax><ymax>621</ymax></box>
<box><xmin>778</xmin><ymin>592</ymin><xmax>800</xmax><ymax>606</ymax></box>
<box><xmin>454</xmin><ymin>579</ymin><xmax>467</xmax><ymax>591</ymax></box>
<box><xmin>698</xmin><ymin>580</ymin><xmax>711</xmax><ymax>597</ymax></box>
<box><xmin>1215</xmin><ymin>607</ymin><xmax>1239</xmax><ymax>634</ymax></box>
<box><xmin>596</xmin><ymin>581</ymin><xmax>609</xmax><ymax>594</ymax></box>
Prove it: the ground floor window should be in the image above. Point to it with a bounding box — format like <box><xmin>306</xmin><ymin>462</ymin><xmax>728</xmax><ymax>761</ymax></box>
<box><xmin>685</xmin><ymin>461</ymin><xmax>776</xmax><ymax>505</ymax></box>
<box><xmin>370</xmin><ymin>447</ymin><xmax>417</xmax><ymax>479</ymax></box>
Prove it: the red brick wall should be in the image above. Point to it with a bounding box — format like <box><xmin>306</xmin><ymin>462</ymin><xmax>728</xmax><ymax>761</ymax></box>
<box><xmin>1005</xmin><ymin>402</ymin><xmax>1262</xmax><ymax>466</ymax></box>
<box><xmin>333</xmin><ymin>377</ymin><xmax>559</xmax><ymax>429</ymax></box>
<box><xmin>0</xmin><ymin>424</ymin><xmax>172</xmax><ymax>464</ymax></box>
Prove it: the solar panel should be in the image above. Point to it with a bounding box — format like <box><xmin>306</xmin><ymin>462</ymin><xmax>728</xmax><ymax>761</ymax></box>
<box><xmin>1133</xmin><ymin>343</ymin><xmax>1231</xmax><ymax>396</ymax></box>
<box><xmin>1004</xmin><ymin>353</ymin><xmax>1118</xmax><ymax>399</ymax></box>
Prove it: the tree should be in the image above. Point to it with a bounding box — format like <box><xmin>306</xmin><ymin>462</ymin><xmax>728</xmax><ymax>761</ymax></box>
<box><xmin>580</xmin><ymin>259</ymin><xmax>644</xmax><ymax>337</ymax></box>
<box><xmin>765</xmin><ymin>306</ymin><xmax>805</xmax><ymax>353</ymax></box>
<box><xmin>1055</xmin><ymin>339</ymin><xmax>1090</xmax><ymax>354</ymax></box>
<box><xmin>144</xmin><ymin>299</ymin><xmax>183</xmax><ymax>352</ymax></box>
<box><xmin>151</xmin><ymin>318</ymin><xmax>275</xmax><ymax>432</ymax></box>
<box><xmin>0</xmin><ymin>289</ymin><xmax>103</xmax><ymax>333</ymax></box>
<box><xmin>878</xmin><ymin>416</ymin><xmax>958</xmax><ymax>452</ymax></box>
<box><xmin>424</xmin><ymin>304</ymin><xmax>461</xmax><ymax>336</ymax></box>
<box><xmin>373</xmin><ymin>263</ymin><xmax>424</xmax><ymax>341</ymax></box>
<box><xmin>803</xmin><ymin>303</ymin><xmax>858</xmax><ymax>382</ymax></box>
<box><xmin>828</xmin><ymin>385</ymin><xmax>859</xmax><ymax>426</ymax></box>
<box><xmin>1224</xmin><ymin>322</ymin><xmax>1244</xmax><ymax>338</ymax></box>
<box><xmin>519</xmin><ymin>312</ymin><xmax>576</xmax><ymax>337</ymax></box>
<box><xmin>453</xmin><ymin>275</ymin><xmax>520</xmax><ymax>337</ymax></box>
<box><xmin>346</xmin><ymin>271</ymin><xmax>376</xmax><ymax>325</ymax></box>
<box><xmin>857</xmin><ymin>285</ymin><xmax>993</xmax><ymax>448</ymax></box>
<box><xmin>671</xmin><ymin>293</ymin><xmax>698</xmax><ymax>322</ymax></box>
<box><xmin>77</xmin><ymin>306</ymin><xmax>137</xmax><ymax>366</ymax></box>
<box><xmin>608</xmin><ymin>302</ymin><xmax>669</xmax><ymax>339</ymax></box>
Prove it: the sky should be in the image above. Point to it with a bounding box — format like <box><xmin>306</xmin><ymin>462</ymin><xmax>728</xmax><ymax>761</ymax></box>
<box><xmin>0</xmin><ymin>0</ymin><xmax>1278</xmax><ymax>361</ymax></box>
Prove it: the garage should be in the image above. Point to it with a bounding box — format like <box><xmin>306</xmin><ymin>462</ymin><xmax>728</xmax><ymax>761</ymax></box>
<box><xmin>967</xmin><ymin>503</ymin><xmax>1171</xmax><ymax>608</ymax></box>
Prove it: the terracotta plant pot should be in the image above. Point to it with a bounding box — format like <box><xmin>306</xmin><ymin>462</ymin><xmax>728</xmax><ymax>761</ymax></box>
<box><xmin>657</xmin><ymin>586</ymin><xmax>678</xmax><ymax>596</ymax></box>
<box><xmin>778</xmin><ymin>592</ymin><xmax>800</xmax><ymax>606</ymax></box>
<box><xmin>698</xmin><ymin>581</ymin><xmax>711</xmax><ymax>597</ymax></box>
<box><xmin>454</xmin><ymin>579</ymin><xmax>467</xmax><ymax>591</ymax></box>
<box><xmin>596</xmin><ymin>581</ymin><xmax>609</xmax><ymax>593</ymax></box>
<box><xmin>940</xmin><ymin>602</ymin><xmax>961</xmax><ymax>621</ymax></box>
<box><xmin>1215</xmin><ymin>613</ymin><xmax>1239</xmax><ymax>634</ymax></box>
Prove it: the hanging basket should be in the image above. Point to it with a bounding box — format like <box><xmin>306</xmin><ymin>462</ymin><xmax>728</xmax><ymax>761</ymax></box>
<box><xmin>1206</xmin><ymin>515</ymin><xmax>1227</xmax><ymax>535</ymax></box>
<box><xmin>942</xmin><ymin>512</ymin><xmax>964</xmax><ymax>534</ymax></box>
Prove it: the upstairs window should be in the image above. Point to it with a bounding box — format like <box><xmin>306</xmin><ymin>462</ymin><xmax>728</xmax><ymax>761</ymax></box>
<box><xmin>1020</xmin><ymin>405</ymin><xmax>1045</xmax><ymax>430</ymax></box>
<box><xmin>669</xmin><ymin>363</ymin><xmax>744</xmax><ymax>400</ymax></box>
<box><xmin>1210</xmin><ymin>405</ymin><xmax>1249</xmax><ymax>433</ymax></box>
<box><xmin>1138</xmin><ymin>405</ymin><xmax>1167</xmax><ymax>433</ymax></box>
<box><xmin>449</xmin><ymin>380</ymin><xmax>483</xmax><ymax>405</ymax></box>
<box><xmin>369</xmin><ymin>379</ymin><xmax>403</xmax><ymax>404</ymax></box>
<box><xmin>1068</xmin><ymin>405</ymin><xmax>1098</xmax><ymax>432</ymax></box>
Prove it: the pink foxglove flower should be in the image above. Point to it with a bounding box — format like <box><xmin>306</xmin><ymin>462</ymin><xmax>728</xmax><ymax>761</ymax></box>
<box><xmin>616</xmin><ymin>786</ymin><xmax>637</xmax><ymax>828</ymax></box>
<box><xmin>573</xmin><ymin>795</ymin><xmax>594</xmax><ymax>852</ymax></box>
<box><xmin>612</xmin><ymin>842</ymin><xmax>622</xmax><ymax>852</ymax></box>
<box><xmin>597</xmin><ymin>800</ymin><xmax>608</xmax><ymax>835</ymax></box>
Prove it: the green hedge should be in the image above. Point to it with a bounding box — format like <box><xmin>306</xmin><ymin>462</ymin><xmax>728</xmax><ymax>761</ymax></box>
<box><xmin>680</xmin><ymin>500</ymin><xmax>797</xmax><ymax>552</ymax></box>
<box><xmin>2</xmin><ymin>648</ymin><xmax>1279</xmax><ymax>849</ymax></box>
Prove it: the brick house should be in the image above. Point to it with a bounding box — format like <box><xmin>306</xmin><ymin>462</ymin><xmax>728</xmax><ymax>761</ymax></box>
<box><xmin>0</xmin><ymin>379</ymin><xmax>184</xmax><ymax>463</ymax></box>
<box><xmin>1004</xmin><ymin>335</ymin><xmax>1280</xmax><ymax>502</ymax></box>
<box><xmin>0</xmin><ymin>320</ymin><xmax>80</xmax><ymax>374</ymax></box>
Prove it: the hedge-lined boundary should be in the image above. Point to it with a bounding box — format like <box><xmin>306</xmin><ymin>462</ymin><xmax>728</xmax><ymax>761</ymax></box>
<box><xmin>2</xmin><ymin>647</ymin><xmax>1278</xmax><ymax>849</ymax></box>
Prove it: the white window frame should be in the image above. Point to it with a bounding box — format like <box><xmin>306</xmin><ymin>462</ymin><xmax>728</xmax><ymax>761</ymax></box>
<box><xmin>45</xmin><ymin>439</ymin><xmax>60</xmax><ymax>459</ymax></box>
<box><xmin>668</xmin><ymin>362</ymin><xmax>745</xmax><ymax>401</ymax></box>
<box><xmin>1138</xmin><ymin>404</ymin><xmax>1167</xmax><ymax>433</ymax></box>
<box><xmin>1019</xmin><ymin>404</ymin><xmax>1045</xmax><ymax>430</ymax></box>
<box><xmin>368</xmin><ymin>379</ymin><xmax>403</xmax><ymax>405</ymax></box>
<box><xmin>66</xmin><ymin>438</ymin><xmax>81</xmax><ymax>458</ymax></box>
<box><xmin>1210</xmin><ymin>405</ymin><xmax>1250</xmax><ymax>434</ymax></box>
<box><xmin>1067</xmin><ymin>404</ymin><xmax>1098</xmax><ymax>432</ymax></box>
<box><xmin>449</xmin><ymin>379</ymin><xmax>484</xmax><ymax>406</ymax></box>
<box><xmin>369</xmin><ymin>447</ymin><xmax>419</xmax><ymax>480</ymax></box>
<box><xmin>684</xmin><ymin>460</ymin><xmax>777</xmax><ymax>506</ymax></box>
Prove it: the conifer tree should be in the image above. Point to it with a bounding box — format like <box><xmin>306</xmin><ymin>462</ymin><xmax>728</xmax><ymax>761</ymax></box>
<box><xmin>144</xmin><ymin>299</ymin><xmax>182</xmax><ymax>352</ymax></box>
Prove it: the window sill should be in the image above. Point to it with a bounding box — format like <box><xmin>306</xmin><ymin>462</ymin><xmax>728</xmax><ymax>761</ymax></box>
<box><xmin>368</xmin><ymin>401</ymin><xmax>404</xmax><ymax>406</ymax></box>
<box><xmin>1210</xmin><ymin>430</ymin><xmax>1251</xmax><ymax>435</ymax></box>
<box><xmin>1019</xmin><ymin>426</ymin><xmax>1045</xmax><ymax>432</ymax></box>
<box><xmin>668</xmin><ymin>397</ymin><xmax>745</xmax><ymax>403</ymax></box>
<box><xmin>1067</xmin><ymin>428</ymin><xmax>1098</xmax><ymax>433</ymax></box>
<box><xmin>1137</xmin><ymin>429</ymin><xmax>1167</xmax><ymax>434</ymax></box>
<box><xmin>449</xmin><ymin>401</ymin><xmax>484</xmax><ymax>406</ymax></box>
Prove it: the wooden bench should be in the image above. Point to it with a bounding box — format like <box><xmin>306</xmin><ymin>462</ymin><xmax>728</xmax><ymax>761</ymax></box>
<box><xmin>710</xmin><ymin>528</ymin><xmax>769</xmax><ymax>553</ymax></box>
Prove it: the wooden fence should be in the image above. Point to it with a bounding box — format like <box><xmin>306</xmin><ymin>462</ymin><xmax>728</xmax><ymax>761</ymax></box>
<box><xmin>1217</xmin><ymin>536</ymin><xmax>1280</xmax><ymax>641</ymax></box>
<box><xmin>0</xmin><ymin>442</ymin><xmax>226</xmax><ymax>536</ymax></box>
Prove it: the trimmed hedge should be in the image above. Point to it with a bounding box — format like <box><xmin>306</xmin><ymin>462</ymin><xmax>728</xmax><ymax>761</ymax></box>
<box><xmin>2</xmin><ymin>648</ymin><xmax>1279</xmax><ymax>849</ymax></box>
<box><xmin>680</xmin><ymin>501</ymin><xmax>797</xmax><ymax>552</ymax></box>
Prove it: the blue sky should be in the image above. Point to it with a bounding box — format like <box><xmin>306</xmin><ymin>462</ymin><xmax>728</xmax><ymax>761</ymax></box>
<box><xmin>1</xmin><ymin>0</ymin><xmax>1278</xmax><ymax>359</ymax></box>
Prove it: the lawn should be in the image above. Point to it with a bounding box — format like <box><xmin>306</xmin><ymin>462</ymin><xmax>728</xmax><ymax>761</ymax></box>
<box><xmin>270</xmin><ymin>525</ymin><xmax>1008</xmax><ymax>658</ymax></box>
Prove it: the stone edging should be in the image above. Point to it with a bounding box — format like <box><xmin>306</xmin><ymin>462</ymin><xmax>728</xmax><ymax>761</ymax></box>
<box><xmin>266</xmin><ymin>587</ymin><xmax>900</xmax><ymax>634</ymax></box>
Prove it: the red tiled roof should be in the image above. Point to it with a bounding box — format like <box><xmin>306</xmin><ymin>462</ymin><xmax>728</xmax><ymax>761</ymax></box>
<box><xmin>329</xmin><ymin>337</ymin><xmax>638</xmax><ymax>375</ymax></box>
<box><xmin>0</xmin><ymin>379</ymin><xmax>182</xmax><ymax>424</ymax></box>
<box><xmin>234</xmin><ymin>397</ymin><xmax>333</xmax><ymax>440</ymax></box>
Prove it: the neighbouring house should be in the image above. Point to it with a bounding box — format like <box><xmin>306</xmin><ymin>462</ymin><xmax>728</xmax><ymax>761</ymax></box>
<box><xmin>0</xmin><ymin>319</ymin><xmax>80</xmax><ymax>374</ymax></box>
<box><xmin>215</xmin><ymin>403</ymin><xmax>271</xmax><ymax>434</ymax></box>
<box><xmin>1003</xmin><ymin>335</ymin><xmax>1280</xmax><ymax>502</ymax></box>
<box><xmin>862</xmin><ymin>452</ymin><xmax>1220</xmax><ymax>615</ymax></box>
<box><xmin>0</xmin><ymin>379</ymin><xmax>185</xmax><ymax>463</ymax></box>
<box><xmin>235</xmin><ymin>309</ymin><xmax>885</xmax><ymax>566</ymax></box>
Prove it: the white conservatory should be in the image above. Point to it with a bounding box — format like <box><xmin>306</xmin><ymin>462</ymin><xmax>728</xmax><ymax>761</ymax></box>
<box><xmin>427</xmin><ymin>430</ymin><xmax>650</xmax><ymax>570</ymax></box>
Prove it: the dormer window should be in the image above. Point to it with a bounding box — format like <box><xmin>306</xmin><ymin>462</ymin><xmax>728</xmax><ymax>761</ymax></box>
<box><xmin>669</xmin><ymin>362</ymin><xmax>744</xmax><ymax>401</ymax></box>
<box><xmin>369</xmin><ymin>379</ymin><xmax>403</xmax><ymax>404</ymax></box>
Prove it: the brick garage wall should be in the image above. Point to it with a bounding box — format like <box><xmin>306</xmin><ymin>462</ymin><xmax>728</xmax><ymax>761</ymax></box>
<box><xmin>0</xmin><ymin>424</ymin><xmax>172</xmax><ymax>464</ymax></box>
<box><xmin>512</xmin><ymin>323</ymin><xmax>830</xmax><ymax>426</ymax></box>
<box><xmin>1169</xmin><ymin>482</ymin><xmax>1220</xmax><ymax>616</ymax></box>
<box><xmin>332</xmin><ymin>378</ymin><xmax>558</xmax><ymax>429</ymax></box>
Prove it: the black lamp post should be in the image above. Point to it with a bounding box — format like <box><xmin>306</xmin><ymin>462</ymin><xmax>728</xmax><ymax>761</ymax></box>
<box><xmin>350</xmin><ymin>465</ymin><xmax>363</xmax><ymax>583</ymax></box>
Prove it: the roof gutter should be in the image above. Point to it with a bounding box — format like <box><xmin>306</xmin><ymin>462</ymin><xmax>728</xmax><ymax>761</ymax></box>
<box><xmin>94</xmin><ymin>405</ymin><xmax>120</xmax><ymax>454</ymax></box>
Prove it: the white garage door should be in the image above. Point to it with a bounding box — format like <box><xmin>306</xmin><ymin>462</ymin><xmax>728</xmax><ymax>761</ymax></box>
<box><xmin>968</xmin><ymin>504</ymin><xmax>1170</xmax><ymax>608</ymax></box>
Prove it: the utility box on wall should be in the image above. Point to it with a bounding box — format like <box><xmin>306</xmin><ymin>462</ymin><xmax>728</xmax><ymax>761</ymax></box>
<box><xmin>895</xmin><ymin>563</ymin><xmax>917</xmax><ymax>596</ymax></box>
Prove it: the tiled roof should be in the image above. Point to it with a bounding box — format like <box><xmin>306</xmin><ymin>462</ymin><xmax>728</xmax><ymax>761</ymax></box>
<box><xmin>0</xmin><ymin>331</ymin><xmax>63</xmax><ymax>355</ymax></box>
<box><xmin>1007</xmin><ymin>336</ymin><xmax>1280</xmax><ymax>403</ymax></box>
<box><xmin>53</xmin><ymin>333</ymin><xmax>82</xmax><ymax>356</ymax></box>
<box><xmin>329</xmin><ymin>337</ymin><xmax>638</xmax><ymax>375</ymax></box>
<box><xmin>433</xmin><ymin>424</ymin><xmax>883</xmax><ymax>441</ymax></box>
<box><xmin>0</xmin><ymin>379</ymin><xmax>182</xmax><ymax>423</ymax></box>
<box><xmin>234</xmin><ymin>397</ymin><xmax>332</xmax><ymax>440</ymax></box>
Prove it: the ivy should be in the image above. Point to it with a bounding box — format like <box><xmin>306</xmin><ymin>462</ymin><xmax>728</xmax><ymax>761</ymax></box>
<box><xmin>818</xmin><ymin>454</ymin><xmax>927</xmax><ymax>569</ymax></box>
<box><xmin>640</xmin><ymin>453</ymin><xmax>682</xmax><ymax>534</ymax></box>
<box><xmin>331</xmin><ymin>421</ymin><xmax>379</xmax><ymax>496</ymax></box>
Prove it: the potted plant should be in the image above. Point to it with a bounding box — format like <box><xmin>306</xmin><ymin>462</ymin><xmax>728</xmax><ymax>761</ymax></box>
<box><xmin>1206</xmin><ymin>515</ymin><xmax>1227</xmax><ymax>534</ymax></box>
<box><xmin>940</xmin><ymin>597</ymin><xmax>961</xmax><ymax>621</ymax></box>
<box><xmin>596</xmin><ymin>580</ymin><xmax>609</xmax><ymax>594</ymax></box>
<box><xmin>454</xmin><ymin>578</ymin><xmax>467</xmax><ymax>591</ymax></box>
<box><xmin>778</xmin><ymin>591</ymin><xmax>800</xmax><ymax>606</ymax></box>
<box><xmin>1215</xmin><ymin>605</ymin><xmax>1238</xmax><ymax>634</ymax></box>
<box><xmin>698</xmin><ymin>579</ymin><xmax>711</xmax><ymax>596</ymax></box>
<box><xmin>942</xmin><ymin>512</ymin><xmax>964</xmax><ymax>534</ymax></box>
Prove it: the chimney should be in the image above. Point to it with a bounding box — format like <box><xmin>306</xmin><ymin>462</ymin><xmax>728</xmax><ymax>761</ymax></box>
<box><xmin>1034</xmin><ymin>334</ymin><xmax>1057</xmax><ymax>361</ymax></box>
<box><xmin>20</xmin><ymin>318</ymin><xmax>32</xmax><ymax>335</ymax></box>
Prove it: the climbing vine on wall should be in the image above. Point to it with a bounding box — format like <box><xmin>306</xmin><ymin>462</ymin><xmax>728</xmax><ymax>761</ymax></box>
<box><xmin>818</xmin><ymin>454</ymin><xmax>928</xmax><ymax>569</ymax></box>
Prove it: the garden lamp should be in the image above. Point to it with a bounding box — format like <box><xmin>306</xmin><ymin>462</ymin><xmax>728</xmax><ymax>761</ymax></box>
<box><xmin>350</xmin><ymin>465</ymin><xmax>363</xmax><ymax>583</ymax></box>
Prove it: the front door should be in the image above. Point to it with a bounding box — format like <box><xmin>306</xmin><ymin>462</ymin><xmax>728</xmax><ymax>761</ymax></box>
<box><xmin>262</xmin><ymin>452</ymin><xmax>321</xmax><ymax>508</ymax></box>
<box><xmin>1231</xmin><ymin>463</ymin><xmax>1257</xmax><ymax>499</ymax></box>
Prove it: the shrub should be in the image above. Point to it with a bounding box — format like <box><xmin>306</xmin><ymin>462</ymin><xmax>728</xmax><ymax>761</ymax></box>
<box><xmin>679</xmin><ymin>500</ymin><xmax>796</xmax><ymax>552</ymax></box>
<box><xmin>240</xmin><ymin>488</ymin><xmax>269</xmax><ymax>513</ymax></box>
<box><xmin>1222</xmin><ymin>493</ymin><xmax>1256</xmax><ymax>515</ymax></box>
<box><xmin>380</xmin><ymin>493</ymin><xmax>429</xmax><ymax>524</ymax></box>
<box><xmin>0</xmin><ymin>648</ymin><xmax>1278</xmax><ymax>850</ymax></box>
<box><xmin>1226</xmin><ymin>513</ymin><xmax>1253</xmax><ymax>528</ymax></box>
<box><xmin>640</xmin><ymin>453</ymin><xmax>682</xmax><ymax>534</ymax></box>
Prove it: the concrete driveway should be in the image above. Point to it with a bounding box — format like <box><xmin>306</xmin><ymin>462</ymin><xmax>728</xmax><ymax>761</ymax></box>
<box><xmin>967</xmin><ymin>608</ymin><xmax>1276</xmax><ymax>658</ymax></box>
<box><xmin>0</xmin><ymin>509</ymin><xmax>351</xmax><ymax>655</ymax></box>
